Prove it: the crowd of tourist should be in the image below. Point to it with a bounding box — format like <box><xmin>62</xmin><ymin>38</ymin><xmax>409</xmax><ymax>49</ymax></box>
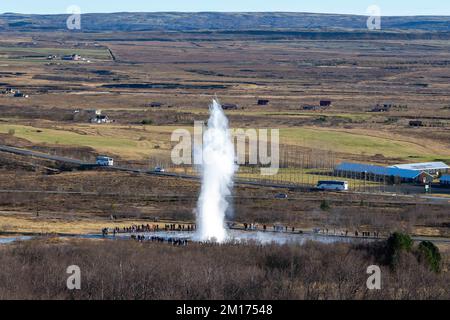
<box><xmin>101</xmin><ymin>222</ymin><xmax>381</xmax><ymax>242</ymax></box>
<box><xmin>101</xmin><ymin>223</ymin><xmax>195</xmax><ymax>237</ymax></box>
<box><xmin>317</xmin><ymin>228</ymin><xmax>381</xmax><ymax>238</ymax></box>
<box><xmin>130</xmin><ymin>234</ymin><xmax>188</xmax><ymax>246</ymax></box>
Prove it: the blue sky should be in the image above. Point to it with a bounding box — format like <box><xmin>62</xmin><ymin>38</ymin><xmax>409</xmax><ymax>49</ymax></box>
<box><xmin>0</xmin><ymin>0</ymin><xmax>449</xmax><ymax>16</ymax></box>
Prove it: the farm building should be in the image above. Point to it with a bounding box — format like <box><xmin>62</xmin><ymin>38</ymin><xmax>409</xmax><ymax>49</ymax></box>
<box><xmin>320</xmin><ymin>100</ymin><xmax>332</xmax><ymax>107</ymax></box>
<box><xmin>62</xmin><ymin>54</ymin><xmax>81</xmax><ymax>61</ymax></box>
<box><xmin>221</xmin><ymin>103</ymin><xmax>239</xmax><ymax>110</ymax></box>
<box><xmin>2</xmin><ymin>88</ymin><xmax>14</xmax><ymax>94</ymax></box>
<box><xmin>371</xmin><ymin>103</ymin><xmax>392</xmax><ymax>112</ymax></box>
<box><xmin>440</xmin><ymin>175</ymin><xmax>450</xmax><ymax>186</ymax></box>
<box><xmin>335</xmin><ymin>162</ymin><xmax>434</xmax><ymax>184</ymax></box>
<box><xmin>389</xmin><ymin>162</ymin><xmax>449</xmax><ymax>175</ymax></box>
<box><xmin>409</xmin><ymin>120</ymin><xmax>423</xmax><ymax>127</ymax></box>
<box><xmin>302</xmin><ymin>105</ymin><xmax>321</xmax><ymax>111</ymax></box>
<box><xmin>1</xmin><ymin>88</ymin><xmax>17</xmax><ymax>95</ymax></box>
<box><xmin>13</xmin><ymin>90</ymin><xmax>28</xmax><ymax>98</ymax></box>
<box><xmin>91</xmin><ymin>115</ymin><xmax>111</xmax><ymax>124</ymax></box>
<box><xmin>147</xmin><ymin>102</ymin><xmax>163</xmax><ymax>108</ymax></box>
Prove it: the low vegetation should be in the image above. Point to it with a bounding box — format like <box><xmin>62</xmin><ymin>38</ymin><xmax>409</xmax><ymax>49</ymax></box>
<box><xmin>0</xmin><ymin>238</ymin><xmax>448</xmax><ymax>300</ymax></box>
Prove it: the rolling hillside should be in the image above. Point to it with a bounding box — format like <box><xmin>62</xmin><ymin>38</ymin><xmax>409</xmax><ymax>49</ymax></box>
<box><xmin>0</xmin><ymin>12</ymin><xmax>449</xmax><ymax>32</ymax></box>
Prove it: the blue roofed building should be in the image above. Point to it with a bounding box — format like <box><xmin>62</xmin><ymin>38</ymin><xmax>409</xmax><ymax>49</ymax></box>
<box><xmin>389</xmin><ymin>162</ymin><xmax>449</xmax><ymax>175</ymax></box>
<box><xmin>335</xmin><ymin>162</ymin><xmax>389</xmax><ymax>176</ymax></box>
<box><xmin>440</xmin><ymin>175</ymin><xmax>450</xmax><ymax>186</ymax></box>
<box><xmin>335</xmin><ymin>162</ymin><xmax>434</xmax><ymax>184</ymax></box>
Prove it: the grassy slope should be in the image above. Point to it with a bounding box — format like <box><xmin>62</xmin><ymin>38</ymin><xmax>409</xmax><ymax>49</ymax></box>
<box><xmin>0</xmin><ymin>123</ymin><xmax>147</xmax><ymax>158</ymax></box>
<box><xmin>1</xmin><ymin>123</ymin><xmax>449</xmax><ymax>163</ymax></box>
<box><xmin>281</xmin><ymin>127</ymin><xmax>450</xmax><ymax>162</ymax></box>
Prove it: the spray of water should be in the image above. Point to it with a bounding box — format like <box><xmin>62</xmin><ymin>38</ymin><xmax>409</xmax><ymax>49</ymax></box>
<box><xmin>195</xmin><ymin>99</ymin><xmax>237</xmax><ymax>243</ymax></box>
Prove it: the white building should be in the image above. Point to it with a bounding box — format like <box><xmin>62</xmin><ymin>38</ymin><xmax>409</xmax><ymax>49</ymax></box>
<box><xmin>91</xmin><ymin>115</ymin><xmax>111</xmax><ymax>124</ymax></box>
<box><xmin>389</xmin><ymin>162</ymin><xmax>450</xmax><ymax>176</ymax></box>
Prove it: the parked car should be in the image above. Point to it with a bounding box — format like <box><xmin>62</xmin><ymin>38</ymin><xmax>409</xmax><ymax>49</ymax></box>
<box><xmin>96</xmin><ymin>156</ymin><xmax>114</xmax><ymax>166</ymax></box>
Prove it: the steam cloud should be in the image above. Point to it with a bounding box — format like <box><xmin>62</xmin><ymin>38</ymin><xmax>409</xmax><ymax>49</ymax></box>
<box><xmin>195</xmin><ymin>99</ymin><xmax>237</xmax><ymax>243</ymax></box>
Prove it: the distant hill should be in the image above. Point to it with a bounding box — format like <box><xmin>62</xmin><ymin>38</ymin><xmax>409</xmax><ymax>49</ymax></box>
<box><xmin>0</xmin><ymin>12</ymin><xmax>449</xmax><ymax>33</ymax></box>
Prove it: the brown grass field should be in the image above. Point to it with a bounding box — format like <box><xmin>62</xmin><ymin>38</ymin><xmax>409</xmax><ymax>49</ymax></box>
<box><xmin>1</xmin><ymin>31</ymin><xmax>450</xmax><ymax>233</ymax></box>
<box><xmin>0</xmin><ymin>29</ymin><xmax>450</xmax><ymax>299</ymax></box>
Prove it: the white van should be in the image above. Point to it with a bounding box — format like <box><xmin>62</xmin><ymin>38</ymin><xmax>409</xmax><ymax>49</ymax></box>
<box><xmin>316</xmin><ymin>180</ymin><xmax>349</xmax><ymax>191</ymax></box>
<box><xmin>96</xmin><ymin>156</ymin><xmax>114</xmax><ymax>166</ymax></box>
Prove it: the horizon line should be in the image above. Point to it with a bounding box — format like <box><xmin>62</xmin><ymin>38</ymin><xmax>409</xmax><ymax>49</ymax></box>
<box><xmin>1</xmin><ymin>11</ymin><xmax>450</xmax><ymax>17</ymax></box>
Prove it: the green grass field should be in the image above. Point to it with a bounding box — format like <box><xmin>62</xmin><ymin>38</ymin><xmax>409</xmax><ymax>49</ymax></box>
<box><xmin>280</xmin><ymin>127</ymin><xmax>450</xmax><ymax>162</ymax></box>
<box><xmin>1</xmin><ymin>122</ymin><xmax>449</xmax><ymax>164</ymax></box>
<box><xmin>0</xmin><ymin>123</ymin><xmax>150</xmax><ymax>158</ymax></box>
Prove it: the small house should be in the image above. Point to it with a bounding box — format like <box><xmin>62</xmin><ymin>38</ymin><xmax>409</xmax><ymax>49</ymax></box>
<box><xmin>221</xmin><ymin>103</ymin><xmax>239</xmax><ymax>110</ymax></box>
<box><xmin>91</xmin><ymin>115</ymin><xmax>112</xmax><ymax>124</ymax></box>
<box><xmin>302</xmin><ymin>105</ymin><xmax>319</xmax><ymax>111</ymax></box>
<box><xmin>320</xmin><ymin>100</ymin><xmax>332</xmax><ymax>107</ymax></box>
<box><xmin>2</xmin><ymin>88</ymin><xmax>16</xmax><ymax>95</ymax></box>
<box><xmin>371</xmin><ymin>103</ymin><xmax>392</xmax><ymax>112</ymax></box>
<box><xmin>409</xmin><ymin>120</ymin><xmax>423</xmax><ymax>127</ymax></box>
<box><xmin>147</xmin><ymin>102</ymin><xmax>163</xmax><ymax>108</ymax></box>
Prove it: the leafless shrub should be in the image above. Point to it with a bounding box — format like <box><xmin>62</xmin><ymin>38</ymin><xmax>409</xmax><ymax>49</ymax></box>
<box><xmin>0</xmin><ymin>239</ymin><xmax>448</xmax><ymax>300</ymax></box>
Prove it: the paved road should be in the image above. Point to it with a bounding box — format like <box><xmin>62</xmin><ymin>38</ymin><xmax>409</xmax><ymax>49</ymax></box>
<box><xmin>1</xmin><ymin>144</ymin><xmax>450</xmax><ymax>204</ymax></box>
<box><xmin>0</xmin><ymin>145</ymin><xmax>87</xmax><ymax>165</ymax></box>
<box><xmin>0</xmin><ymin>144</ymin><xmax>308</xmax><ymax>190</ymax></box>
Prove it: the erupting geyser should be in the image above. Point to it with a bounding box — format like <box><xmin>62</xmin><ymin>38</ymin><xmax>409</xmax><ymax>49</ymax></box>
<box><xmin>195</xmin><ymin>99</ymin><xmax>237</xmax><ymax>243</ymax></box>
